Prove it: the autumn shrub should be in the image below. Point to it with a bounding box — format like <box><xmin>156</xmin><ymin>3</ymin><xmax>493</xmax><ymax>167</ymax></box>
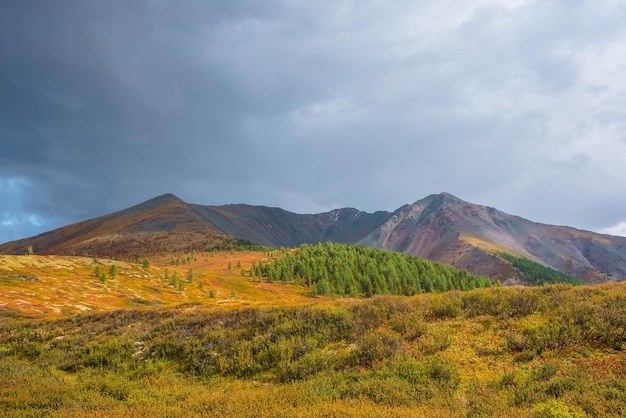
<box><xmin>92</xmin><ymin>372</ymin><xmax>132</xmax><ymax>401</ymax></box>
<box><xmin>596</xmin><ymin>295</ymin><xmax>626</xmax><ymax>348</ymax></box>
<box><xmin>428</xmin><ymin>292</ymin><xmax>462</xmax><ymax>319</ymax></box>
<box><xmin>461</xmin><ymin>288</ymin><xmax>503</xmax><ymax>317</ymax></box>
<box><xmin>219</xmin><ymin>342</ymin><xmax>262</xmax><ymax>377</ymax></box>
<box><xmin>301</xmin><ymin>370</ymin><xmax>352</xmax><ymax>401</ymax></box>
<box><xmin>506</xmin><ymin>288</ymin><xmax>541</xmax><ymax>317</ymax></box>
<box><xmin>15</xmin><ymin>340</ymin><xmax>43</xmax><ymax>361</ymax></box>
<box><xmin>512</xmin><ymin>380</ymin><xmax>548</xmax><ymax>408</ymax></box>
<box><xmin>296</xmin><ymin>304</ymin><xmax>354</xmax><ymax>342</ymax></box>
<box><xmin>278</xmin><ymin>349</ymin><xmax>335</xmax><ymax>382</ymax></box>
<box><xmin>417</xmin><ymin>324</ymin><xmax>452</xmax><ymax>354</ymax></box>
<box><xmin>256</xmin><ymin>336</ymin><xmax>296</xmax><ymax>370</ymax></box>
<box><xmin>389</xmin><ymin>355</ymin><xmax>460</xmax><ymax>391</ymax></box>
<box><xmin>82</xmin><ymin>337</ymin><xmax>134</xmax><ymax>372</ymax></box>
<box><xmin>389</xmin><ymin>357</ymin><xmax>427</xmax><ymax>385</ymax></box>
<box><xmin>389</xmin><ymin>311</ymin><xmax>427</xmax><ymax>341</ymax></box>
<box><xmin>532</xmin><ymin>361</ymin><xmax>558</xmax><ymax>382</ymax></box>
<box><xmin>423</xmin><ymin>355</ymin><xmax>461</xmax><ymax>390</ymax></box>
<box><xmin>356</xmin><ymin>329</ymin><xmax>403</xmax><ymax>365</ymax></box>
<box><xmin>343</xmin><ymin>375</ymin><xmax>421</xmax><ymax>407</ymax></box>
<box><xmin>350</xmin><ymin>299</ymin><xmax>389</xmax><ymax>332</ymax></box>
<box><xmin>466</xmin><ymin>390</ymin><xmax>498</xmax><ymax>417</ymax></box>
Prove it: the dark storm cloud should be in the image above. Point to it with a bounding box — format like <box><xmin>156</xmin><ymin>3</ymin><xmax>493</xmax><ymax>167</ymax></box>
<box><xmin>2</xmin><ymin>0</ymin><xmax>626</xmax><ymax>243</ymax></box>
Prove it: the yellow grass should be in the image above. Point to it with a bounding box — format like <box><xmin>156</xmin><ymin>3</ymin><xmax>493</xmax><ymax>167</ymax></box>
<box><xmin>458</xmin><ymin>232</ymin><xmax>522</xmax><ymax>256</ymax></box>
<box><xmin>0</xmin><ymin>252</ymin><xmax>319</xmax><ymax>317</ymax></box>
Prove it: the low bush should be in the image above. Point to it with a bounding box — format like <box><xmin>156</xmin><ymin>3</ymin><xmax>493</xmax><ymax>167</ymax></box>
<box><xmin>356</xmin><ymin>329</ymin><xmax>403</xmax><ymax>365</ymax></box>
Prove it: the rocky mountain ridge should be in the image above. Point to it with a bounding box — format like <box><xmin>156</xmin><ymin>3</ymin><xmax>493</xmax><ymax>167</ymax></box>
<box><xmin>2</xmin><ymin>192</ymin><xmax>625</xmax><ymax>284</ymax></box>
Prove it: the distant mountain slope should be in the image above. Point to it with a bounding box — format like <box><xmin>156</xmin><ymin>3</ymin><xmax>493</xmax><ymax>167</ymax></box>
<box><xmin>1</xmin><ymin>192</ymin><xmax>625</xmax><ymax>284</ymax></box>
<box><xmin>0</xmin><ymin>194</ymin><xmax>236</xmax><ymax>259</ymax></box>
<box><xmin>192</xmin><ymin>204</ymin><xmax>392</xmax><ymax>248</ymax></box>
<box><xmin>357</xmin><ymin>193</ymin><xmax>626</xmax><ymax>283</ymax></box>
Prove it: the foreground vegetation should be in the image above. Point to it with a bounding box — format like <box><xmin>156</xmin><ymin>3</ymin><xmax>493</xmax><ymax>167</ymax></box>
<box><xmin>1</xmin><ymin>282</ymin><xmax>625</xmax><ymax>417</ymax></box>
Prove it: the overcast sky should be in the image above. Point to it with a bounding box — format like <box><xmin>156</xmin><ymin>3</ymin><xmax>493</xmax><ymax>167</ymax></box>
<box><xmin>2</xmin><ymin>0</ymin><xmax>626</xmax><ymax>243</ymax></box>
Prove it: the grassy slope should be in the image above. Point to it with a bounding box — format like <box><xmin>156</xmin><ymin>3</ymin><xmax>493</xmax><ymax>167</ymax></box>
<box><xmin>0</xmin><ymin>252</ymin><xmax>316</xmax><ymax>317</ymax></box>
<box><xmin>0</xmin><ymin>253</ymin><xmax>625</xmax><ymax>417</ymax></box>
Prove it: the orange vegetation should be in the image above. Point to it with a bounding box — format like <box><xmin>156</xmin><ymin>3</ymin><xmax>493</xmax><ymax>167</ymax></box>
<box><xmin>0</xmin><ymin>251</ymin><xmax>321</xmax><ymax>317</ymax></box>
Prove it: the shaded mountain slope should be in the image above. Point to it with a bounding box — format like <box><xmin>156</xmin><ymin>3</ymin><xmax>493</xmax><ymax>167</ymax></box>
<box><xmin>1</xmin><ymin>192</ymin><xmax>625</xmax><ymax>284</ymax></box>
<box><xmin>193</xmin><ymin>204</ymin><xmax>392</xmax><ymax>248</ymax></box>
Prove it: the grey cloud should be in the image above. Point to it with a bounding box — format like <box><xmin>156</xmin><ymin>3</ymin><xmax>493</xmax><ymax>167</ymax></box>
<box><xmin>1</xmin><ymin>0</ymin><xmax>626</xmax><ymax>243</ymax></box>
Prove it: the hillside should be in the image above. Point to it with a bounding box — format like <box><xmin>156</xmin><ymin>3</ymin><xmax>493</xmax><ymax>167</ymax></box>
<box><xmin>358</xmin><ymin>193</ymin><xmax>626</xmax><ymax>283</ymax></box>
<box><xmin>0</xmin><ymin>248</ymin><xmax>624</xmax><ymax>416</ymax></box>
<box><xmin>1</xmin><ymin>273</ymin><xmax>625</xmax><ymax>416</ymax></box>
<box><xmin>0</xmin><ymin>194</ymin><xmax>239</xmax><ymax>260</ymax></box>
<box><xmin>0</xmin><ymin>251</ymin><xmax>315</xmax><ymax>317</ymax></box>
<box><xmin>0</xmin><ymin>241</ymin><xmax>497</xmax><ymax>317</ymax></box>
<box><xmin>2</xmin><ymin>193</ymin><xmax>625</xmax><ymax>284</ymax></box>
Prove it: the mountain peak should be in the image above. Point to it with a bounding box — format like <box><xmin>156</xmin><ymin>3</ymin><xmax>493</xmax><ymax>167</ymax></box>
<box><xmin>412</xmin><ymin>192</ymin><xmax>467</xmax><ymax>208</ymax></box>
<box><xmin>152</xmin><ymin>193</ymin><xmax>183</xmax><ymax>203</ymax></box>
<box><xmin>129</xmin><ymin>193</ymin><xmax>185</xmax><ymax>212</ymax></box>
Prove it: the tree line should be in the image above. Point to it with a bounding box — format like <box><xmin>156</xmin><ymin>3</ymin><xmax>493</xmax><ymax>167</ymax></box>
<box><xmin>497</xmin><ymin>252</ymin><xmax>583</xmax><ymax>285</ymax></box>
<box><xmin>250</xmin><ymin>242</ymin><xmax>494</xmax><ymax>297</ymax></box>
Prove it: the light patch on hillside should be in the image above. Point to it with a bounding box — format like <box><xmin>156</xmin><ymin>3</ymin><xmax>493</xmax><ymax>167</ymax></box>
<box><xmin>458</xmin><ymin>232</ymin><xmax>521</xmax><ymax>255</ymax></box>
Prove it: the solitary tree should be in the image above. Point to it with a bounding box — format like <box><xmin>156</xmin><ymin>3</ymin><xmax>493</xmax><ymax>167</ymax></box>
<box><xmin>25</xmin><ymin>246</ymin><xmax>33</xmax><ymax>256</ymax></box>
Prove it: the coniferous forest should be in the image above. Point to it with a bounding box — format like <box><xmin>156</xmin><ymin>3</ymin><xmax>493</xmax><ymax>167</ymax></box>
<box><xmin>498</xmin><ymin>252</ymin><xmax>583</xmax><ymax>285</ymax></box>
<box><xmin>254</xmin><ymin>243</ymin><xmax>494</xmax><ymax>296</ymax></box>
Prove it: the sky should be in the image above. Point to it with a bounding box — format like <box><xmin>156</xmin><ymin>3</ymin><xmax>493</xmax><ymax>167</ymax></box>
<box><xmin>1</xmin><ymin>0</ymin><xmax>626</xmax><ymax>244</ymax></box>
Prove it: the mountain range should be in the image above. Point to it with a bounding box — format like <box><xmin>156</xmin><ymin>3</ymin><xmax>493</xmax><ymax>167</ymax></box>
<box><xmin>1</xmin><ymin>192</ymin><xmax>625</xmax><ymax>284</ymax></box>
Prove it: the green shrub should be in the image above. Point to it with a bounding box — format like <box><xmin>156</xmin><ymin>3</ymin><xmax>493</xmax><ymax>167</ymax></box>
<box><xmin>423</xmin><ymin>355</ymin><xmax>461</xmax><ymax>390</ymax></box>
<box><xmin>82</xmin><ymin>337</ymin><xmax>133</xmax><ymax>372</ymax></box>
<box><xmin>279</xmin><ymin>350</ymin><xmax>334</xmax><ymax>382</ymax></box>
<box><xmin>534</xmin><ymin>400</ymin><xmax>582</xmax><ymax>418</ymax></box>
